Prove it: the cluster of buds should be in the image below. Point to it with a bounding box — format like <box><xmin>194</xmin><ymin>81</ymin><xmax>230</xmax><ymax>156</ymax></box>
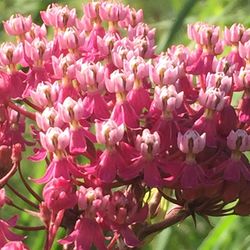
<box><xmin>0</xmin><ymin>1</ymin><xmax>250</xmax><ymax>249</ymax></box>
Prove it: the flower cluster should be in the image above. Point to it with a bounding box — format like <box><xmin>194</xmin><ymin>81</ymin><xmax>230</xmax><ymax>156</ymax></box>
<box><xmin>0</xmin><ymin>1</ymin><xmax>250</xmax><ymax>249</ymax></box>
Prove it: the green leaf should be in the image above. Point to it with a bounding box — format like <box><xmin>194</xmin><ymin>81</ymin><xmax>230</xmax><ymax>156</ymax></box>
<box><xmin>165</xmin><ymin>0</ymin><xmax>199</xmax><ymax>47</ymax></box>
<box><xmin>198</xmin><ymin>216</ymin><xmax>238</xmax><ymax>250</ymax></box>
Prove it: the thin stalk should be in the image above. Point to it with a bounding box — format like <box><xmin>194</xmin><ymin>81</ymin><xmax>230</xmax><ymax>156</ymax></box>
<box><xmin>14</xmin><ymin>225</ymin><xmax>45</xmax><ymax>231</ymax></box>
<box><xmin>8</xmin><ymin>101</ymin><xmax>36</xmax><ymax>120</ymax></box>
<box><xmin>23</xmin><ymin>98</ymin><xmax>43</xmax><ymax>112</ymax></box>
<box><xmin>0</xmin><ymin>163</ymin><xmax>18</xmax><ymax>187</ymax></box>
<box><xmin>158</xmin><ymin>188</ymin><xmax>182</xmax><ymax>205</ymax></box>
<box><xmin>18</xmin><ymin>164</ymin><xmax>43</xmax><ymax>202</ymax></box>
<box><xmin>138</xmin><ymin>206</ymin><xmax>190</xmax><ymax>240</ymax></box>
<box><xmin>8</xmin><ymin>201</ymin><xmax>27</xmax><ymax>212</ymax></box>
<box><xmin>107</xmin><ymin>233</ymin><xmax>120</xmax><ymax>250</ymax></box>
<box><xmin>6</xmin><ymin>183</ymin><xmax>39</xmax><ymax>210</ymax></box>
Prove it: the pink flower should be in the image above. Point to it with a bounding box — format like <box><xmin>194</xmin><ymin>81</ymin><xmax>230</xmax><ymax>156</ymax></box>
<box><xmin>1</xmin><ymin>241</ymin><xmax>29</xmax><ymax>250</ymax></box>
<box><xmin>95</xmin><ymin>119</ymin><xmax>124</xmax><ymax>146</ymax></box>
<box><xmin>3</xmin><ymin>14</ymin><xmax>32</xmax><ymax>36</ymax></box>
<box><xmin>40</xmin><ymin>4</ymin><xmax>76</xmax><ymax>29</ymax></box>
<box><xmin>0</xmin><ymin>216</ymin><xmax>23</xmax><ymax>248</ymax></box>
<box><xmin>239</xmin><ymin>40</ymin><xmax>250</xmax><ymax>60</ymax></box>
<box><xmin>233</xmin><ymin>67</ymin><xmax>250</xmax><ymax>91</ymax></box>
<box><xmin>76</xmin><ymin>62</ymin><xmax>106</xmax><ymax>91</ymax></box>
<box><xmin>111</xmin><ymin>38</ymin><xmax>135</xmax><ymax>68</ymax></box>
<box><xmin>152</xmin><ymin>85</ymin><xmax>183</xmax><ymax>113</ymax></box>
<box><xmin>177</xmin><ymin>129</ymin><xmax>206</xmax><ymax>155</ymax></box>
<box><xmin>149</xmin><ymin>57</ymin><xmax>180</xmax><ymax>85</ymax></box>
<box><xmin>43</xmin><ymin>177</ymin><xmax>77</xmax><ymax>213</ymax></box>
<box><xmin>224</xmin><ymin>24</ymin><xmax>250</xmax><ymax>46</ymax></box>
<box><xmin>25</xmin><ymin>23</ymin><xmax>47</xmax><ymax>42</ymax></box>
<box><xmin>119</xmin><ymin>8</ymin><xmax>143</xmax><ymax>28</ymax></box>
<box><xmin>77</xmin><ymin>186</ymin><xmax>106</xmax><ymax>211</ymax></box>
<box><xmin>83</xmin><ymin>2</ymin><xmax>100</xmax><ymax>19</ymax></box>
<box><xmin>198</xmin><ymin>87</ymin><xmax>227</xmax><ymax>112</ymax></box>
<box><xmin>0</xmin><ymin>42</ymin><xmax>23</xmax><ymax>67</ymax></box>
<box><xmin>59</xmin><ymin>97</ymin><xmax>86</xmax><ymax>123</ymax></box>
<box><xmin>36</xmin><ymin>107</ymin><xmax>64</xmax><ymax>131</ymax></box>
<box><xmin>128</xmin><ymin>23</ymin><xmax>155</xmax><ymax>42</ymax></box>
<box><xmin>206</xmin><ymin>72</ymin><xmax>232</xmax><ymax>94</ymax></box>
<box><xmin>57</xmin><ymin>27</ymin><xmax>83</xmax><ymax>51</ymax></box>
<box><xmin>30</xmin><ymin>81</ymin><xmax>59</xmax><ymax>108</ymax></box>
<box><xmin>105</xmin><ymin>70</ymin><xmax>133</xmax><ymax>93</ymax></box>
<box><xmin>40</xmin><ymin>127</ymin><xmax>70</xmax><ymax>154</ymax></box>
<box><xmin>106</xmin><ymin>191</ymin><xmax>148</xmax><ymax>247</ymax></box>
<box><xmin>35</xmin><ymin>157</ymin><xmax>83</xmax><ymax>184</ymax></box>
<box><xmin>24</xmin><ymin>38</ymin><xmax>52</xmax><ymax>66</ymax></box>
<box><xmin>227</xmin><ymin>129</ymin><xmax>250</xmax><ymax>152</ymax></box>
<box><xmin>99</xmin><ymin>2</ymin><xmax>128</xmax><ymax>22</ymax></box>
<box><xmin>123</xmin><ymin>56</ymin><xmax>149</xmax><ymax>80</ymax></box>
<box><xmin>187</xmin><ymin>22</ymin><xmax>223</xmax><ymax>54</ymax></box>
<box><xmin>59</xmin><ymin>218</ymin><xmax>107</xmax><ymax>250</ymax></box>
<box><xmin>136</xmin><ymin>129</ymin><xmax>160</xmax><ymax>157</ymax></box>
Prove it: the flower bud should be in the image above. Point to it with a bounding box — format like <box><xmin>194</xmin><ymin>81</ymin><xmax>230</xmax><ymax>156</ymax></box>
<box><xmin>43</xmin><ymin>177</ymin><xmax>77</xmax><ymax>213</ymax></box>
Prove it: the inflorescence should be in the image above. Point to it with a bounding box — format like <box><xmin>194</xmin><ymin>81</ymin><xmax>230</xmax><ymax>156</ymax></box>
<box><xmin>0</xmin><ymin>1</ymin><xmax>250</xmax><ymax>249</ymax></box>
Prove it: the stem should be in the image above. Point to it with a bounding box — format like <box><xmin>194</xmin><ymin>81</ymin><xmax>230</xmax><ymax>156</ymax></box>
<box><xmin>138</xmin><ymin>206</ymin><xmax>190</xmax><ymax>240</ymax></box>
<box><xmin>7</xmin><ymin>101</ymin><xmax>36</xmax><ymax>120</ymax></box>
<box><xmin>23</xmin><ymin>98</ymin><xmax>43</xmax><ymax>112</ymax></box>
<box><xmin>0</xmin><ymin>163</ymin><xmax>18</xmax><ymax>187</ymax></box>
<box><xmin>158</xmin><ymin>188</ymin><xmax>182</xmax><ymax>205</ymax></box>
<box><xmin>107</xmin><ymin>233</ymin><xmax>120</xmax><ymax>250</ymax></box>
<box><xmin>18</xmin><ymin>164</ymin><xmax>43</xmax><ymax>202</ymax></box>
<box><xmin>14</xmin><ymin>225</ymin><xmax>45</xmax><ymax>231</ymax></box>
<box><xmin>8</xmin><ymin>201</ymin><xmax>27</xmax><ymax>212</ymax></box>
<box><xmin>6</xmin><ymin>183</ymin><xmax>39</xmax><ymax>210</ymax></box>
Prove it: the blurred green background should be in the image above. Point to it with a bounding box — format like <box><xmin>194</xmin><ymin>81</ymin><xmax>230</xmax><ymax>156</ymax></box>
<box><xmin>1</xmin><ymin>0</ymin><xmax>250</xmax><ymax>249</ymax></box>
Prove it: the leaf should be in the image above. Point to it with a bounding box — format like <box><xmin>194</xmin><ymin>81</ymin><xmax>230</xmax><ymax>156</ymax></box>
<box><xmin>198</xmin><ymin>216</ymin><xmax>238</xmax><ymax>250</ymax></box>
<box><xmin>165</xmin><ymin>0</ymin><xmax>199</xmax><ymax>47</ymax></box>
